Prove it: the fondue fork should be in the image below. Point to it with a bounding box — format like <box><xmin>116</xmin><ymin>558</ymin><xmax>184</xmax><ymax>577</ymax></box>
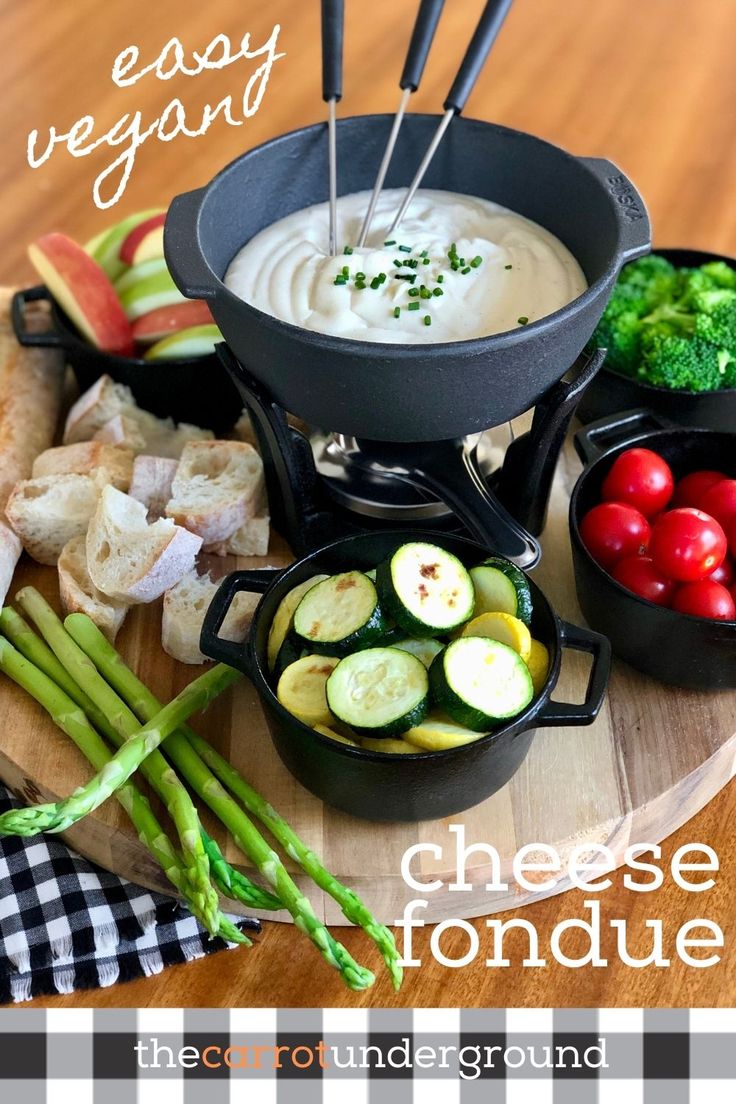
<box><xmin>356</xmin><ymin>0</ymin><xmax>445</xmax><ymax>248</ymax></box>
<box><xmin>321</xmin><ymin>0</ymin><xmax>345</xmax><ymax>255</ymax></box>
<box><xmin>387</xmin><ymin>0</ymin><xmax>514</xmax><ymax>235</ymax></box>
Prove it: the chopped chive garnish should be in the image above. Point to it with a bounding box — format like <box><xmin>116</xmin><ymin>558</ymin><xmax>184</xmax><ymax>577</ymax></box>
<box><xmin>408</xmin><ymin>301</ymin><xmax>420</xmax><ymax>311</ymax></box>
<box><xmin>470</xmin><ymin>256</ymin><xmax>482</xmax><ymax>268</ymax></box>
<box><xmin>451</xmin><ymin>261</ymin><xmax>460</xmax><ymax>271</ymax></box>
<box><xmin>355</xmin><ymin>271</ymin><xmax>366</xmax><ymax>280</ymax></box>
<box><xmin>370</xmin><ymin>276</ymin><xmax>382</xmax><ymax>289</ymax></box>
<box><xmin>378</xmin><ymin>272</ymin><xmax>387</xmax><ymax>284</ymax></box>
<box><xmin>461</xmin><ymin>266</ymin><xmax>471</xmax><ymax>275</ymax></box>
<box><xmin>334</xmin><ymin>276</ymin><xmax>347</xmax><ymax>286</ymax></box>
<box><xmin>384</xmin><ymin>239</ymin><xmax>396</xmax><ymax>246</ymax></box>
<box><xmin>404</xmin><ymin>258</ymin><xmax>418</xmax><ymax>269</ymax></box>
<box><xmin>423</xmin><ymin>257</ymin><xmax>430</xmax><ymax>265</ymax></box>
<box><xmin>517</xmin><ymin>316</ymin><xmax>529</xmax><ymax>325</ymax></box>
<box><xmin>394</xmin><ymin>273</ymin><xmax>417</xmax><ymax>283</ymax></box>
<box><xmin>424</xmin><ymin>315</ymin><xmax>431</xmax><ymax>326</ymax></box>
<box><xmin>437</xmin><ymin>274</ymin><xmax>444</xmax><ymax>284</ymax></box>
<box><xmin>355</xmin><ymin>281</ymin><xmax>366</xmax><ymax>290</ymax></box>
<box><xmin>393</xmin><ymin>306</ymin><xmax>401</xmax><ymax>318</ymax></box>
<box><xmin>343</xmin><ymin>245</ymin><xmax>353</xmax><ymax>255</ymax></box>
<box><xmin>420</xmin><ymin>249</ymin><xmax>428</xmax><ymax>258</ymax></box>
<box><xmin>504</xmin><ymin>264</ymin><xmax>513</xmax><ymax>270</ymax></box>
<box><xmin>398</xmin><ymin>244</ymin><xmax>412</xmax><ymax>253</ymax></box>
<box><xmin>341</xmin><ymin>265</ymin><xmax>349</xmax><ymax>277</ymax></box>
<box><xmin>393</xmin><ymin>259</ymin><xmax>403</xmax><ymax>268</ymax></box>
<box><xmin>420</xmin><ymin>286</ymin><xmax>431</xmax><ymax>299</ymax></box>
<box><xmin>432</xmin><ymin>287</ymin><xmax>443</xmax><ymax>297</ymax></box>
<box><xmin>408</xmin><ymin>287</ymin><xmax>420</xmax><ymax>297</ymax></box>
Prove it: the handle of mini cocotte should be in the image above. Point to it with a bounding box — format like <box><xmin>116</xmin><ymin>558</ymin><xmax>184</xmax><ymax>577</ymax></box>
<box><xmin>11</xmin><ymin>286</ymin><xmax>65</xmax><ymax>348</ymax></box>
<box><xmin>200</xmin><ymin>570</ymin><xmax>283</xmax><ymax>672</ymax></box>
<box><xmin>573</xmin><ymin>408</ymin><xmax>679</xmax><ymax>467</ymax></box>
<box><xmin>164</xmin><ymin>188</ymin><xmax>218</xmax><ymax>301</ymax></box>
<box><xmin>578</xmin><ymin>156</ymin><xmax>652</xmax><ymax>263</ymax></box>
<box><xmin>536</xmin><ymin>621</ymin><xmax>611</xmax><ymax>728</ymax></box>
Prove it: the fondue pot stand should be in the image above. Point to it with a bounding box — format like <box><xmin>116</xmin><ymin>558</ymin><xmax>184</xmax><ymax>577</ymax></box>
<box><xmin>200</xmin><ymin>530</ymin><xmax>611</xmax><ymax>822</ymax></box>
<box><xmin>165</xmin><ymin>114</ymin><xmax>651</xmax><ymax>443</ymax></box>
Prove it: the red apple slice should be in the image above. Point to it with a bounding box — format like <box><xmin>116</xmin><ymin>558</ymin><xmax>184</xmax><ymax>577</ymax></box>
<box><xmin>119</xmin><ymin>212</ymin><xmax>167</xmax><ymax>266</ymax></box>
<box><xmin>28</xmin><ymin>232</ymin><xmax>135</xmax><ymax>356</ymax></box>
<box><xmin>143</xmin><ymin>324</ymin><xmax>222</xmax><ymax>360</ymax></box>
<box><xmin>85</xmin><ymin>208</ymin><xmax>165</xmax><ymax>280</ymax></box>
<box><xmin>132</xmin><ymin>300</ymin><xmax>213</xmax><ymax>344</ymax></box>
<box><xmin>130</xmin><ymin>224</ymin><xmax>164</xmax><ymax>266</ymax></box>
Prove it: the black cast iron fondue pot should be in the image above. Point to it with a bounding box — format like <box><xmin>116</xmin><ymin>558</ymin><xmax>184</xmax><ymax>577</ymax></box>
<box><xmin>164</xmin><ymin>114</ymin><xmax>651</xmax><ymax>442</ymax></box>
<box><xmin>570</xmin><ymin>410</ymin><xmax>736</xmax><ymax>690</ymax></box>
<box><xmin>200</xmin><ymin>530</ymin><xmax>611</xmax><ymax>822</ymax></box>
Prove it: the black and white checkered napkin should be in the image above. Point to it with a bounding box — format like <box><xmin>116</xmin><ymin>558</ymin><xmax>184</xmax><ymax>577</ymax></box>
<box><xmin>0</xmin><ymin>783</ymin><xmax>259</xmax><ymax>1003</ymax></box>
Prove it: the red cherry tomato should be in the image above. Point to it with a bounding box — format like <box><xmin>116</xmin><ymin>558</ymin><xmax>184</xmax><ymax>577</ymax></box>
<box><xmin>600</xmin><ymin>448</ymin><xmax>674</xmax><ymax>518</ymax></box>
<box><xmin>580</xmin><ymin>502</ymin><xmax>651</xmax><ymax>570</ymax></box>
<box><xmin>729</xmin><ymin>518</ymin><xmax>736</xmax><ymax>560</ymax></box>
<box><xmin>650</xmin><ymin>508</ymin><xmax>727</xmax><ymax>582</ymax></box>
<box><xmin>710</xmin><ymin>556</ymin><xmax>734</xmax><ymax>587</ymax></box>
<box><xmin>699</xmin><ymin>479</ymin><xmax>736</xmax><ymax>532</ymax></box>
<box><xmin>612</xmin><ymin>555</ymin><xmax>676</xmax><ymax>606</ymax></box>
<box><xmin>672</xmin><ymin>580</ymin><xmax>736</xmax><ymax>621</ymax></box>
<box><xmin>672</xmin><ymin>470</ymin><xmax>726</xmax><ymax>509</ymax></box>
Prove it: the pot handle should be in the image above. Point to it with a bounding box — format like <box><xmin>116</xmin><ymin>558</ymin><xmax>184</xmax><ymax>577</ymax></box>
<box><xmin>574</xmin><ymin>407</ymin><xmax>679</xmax><ymax>466</ymax></box>
<box><xmin>200</xmin><ymin>569</ymin><xmax>283</xmax><ymax>671</ymax></box>
<box><xmin>536</xmin><ymin>621</ymin><xmax>611</xmax><ymax>728</ymax></box>
<box><xmin>164</xmin><ymin>187</ymin><xmax>217</xmax><ymax>300</ymax></box>
<box><xmin>579</xmin><ymin>157</ymin><xmax>651</xmax><ymax>262</ymax></box>
<box><xmin>11</xmin><ymin>286</ymin><xmax>65</xmax><ymax>348</ymax></box>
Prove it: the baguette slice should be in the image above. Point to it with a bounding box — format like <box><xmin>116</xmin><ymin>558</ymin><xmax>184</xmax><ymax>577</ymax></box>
<box><xmin>205</xmin><ymin>511</ymin><xmax>270</xmax><ymax>557</ymax></box>
<box><xmin>166</xmin><ymin>441</ymin><xmax>264</xmax><ymax>544</ymax></box>
<box><xmin>64</xmin><ymin>375</ymin><xmax>138</xmax><ymax>444</ymax></box>
<box><xmin>93</xmin><ymin>414</ymin><xmax>148</xmax><ymax>453</ymax></box>
<box><xmin>6</xmin><ymin>474</ymin><xmax>101</xmax><ymax>565</ymax></box>
<box><xmin>58</xmin><ymin>534</ymin><xmax>128</xmax><ymax>642</ymax></box>
<box><xmin>162</xmin><ymin>569</ymin><xmax>259</xmax><ymax>664</ymax></box>
<box><xmin>33</xmin><ymin>442</ymin><xmax>134</xmax><ymax>491</ymax></box>
<box><xmin>86</xmin><ymin>485</ymin><xmax>202</xmax><ymax>603</ymax></box>
<box><xmin>128</xmin><ymin>455</ymin><xmax>178</xmax><ymax>519</ymax></box>
<box><xmin>0</xmin><ymin>521</ymin><xmax>22</xmax><ymax>608</ymax></box>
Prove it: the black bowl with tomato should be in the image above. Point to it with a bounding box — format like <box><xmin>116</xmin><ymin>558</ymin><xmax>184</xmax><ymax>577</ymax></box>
<box><xmin>569</xmin><ymin>410</ymin><xmax>736</xmax><ymax>689</ymax></box>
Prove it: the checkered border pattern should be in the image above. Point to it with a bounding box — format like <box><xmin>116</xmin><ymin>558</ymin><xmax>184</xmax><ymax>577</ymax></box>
<box><xmin>0</xmin><ymin>1008</ymin><xmax>734</xmax><ymax>1101</ymax></box>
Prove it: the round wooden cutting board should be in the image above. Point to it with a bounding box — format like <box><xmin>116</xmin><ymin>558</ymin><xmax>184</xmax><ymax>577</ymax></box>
<box><xmin>1</xmin><ymin>432</ymin><xmax>734</xmax><ymax>927</ymax></box>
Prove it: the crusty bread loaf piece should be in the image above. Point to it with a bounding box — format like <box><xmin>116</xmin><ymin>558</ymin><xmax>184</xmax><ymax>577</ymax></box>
<box><xmin>232</xmin><ymin>409</ymin><xmax>260</xmax><ymax>451</ymax></box>
<box><xmin>162</xmin><ymin>569</ymin><xmax>259</xmax><ymax>664</ymax></box>
<box><xmin>93</xmin><ymin>414</ymin><xmax>148</xmax><ymax>454</ymax></box>
<box><xmin>64</xmin><ymin>375</ymin><xmax>137</xmax><ymax>445</ymax></box>
<box><xmin>86</xmin><ymin>485</ymin><xmax>202</xmax><ymax>603</ymax></box>
<box><xmin>128</xmin><ymin>456</ymin><xmax>178</xmax><ymax>519</ymax></box>
<box><xmin>58</xmin><ymin>534</ymin><xmax>128</xmax><ymax>642</ymax></box>
<box><xmin>0</xmin><ymin>521</ymin><xmax>22</xmax><ymax>608</ymax></box>
<box><xmin>33</xmin><ymin>442</ymin><xmax>134</xmax><ymax>491</ymax></box>
<box><xmin>140</xmin><ymin>420</ymin><xmax>213</xmax><ymax>460</ymax></box>
<box><xmin>205</xmin><ymin>511</ymin><xmax>270</xmax><ymax>557</ymax></box>
<box><xmin>166</xmin><ymin>441</ymin><xmax>264</xmax><ymax>544</ymax></box>
<box><xmin>6</xmin><ymin>474</ymin><xmax>101</xmax><ymax>566</ymax></box>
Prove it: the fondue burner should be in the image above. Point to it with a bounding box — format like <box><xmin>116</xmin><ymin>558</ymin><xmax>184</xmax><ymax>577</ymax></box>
<box><xmin>219</xmin><ymin>345</ymin><xmax>605</xmax><ymax>569</ymax></box>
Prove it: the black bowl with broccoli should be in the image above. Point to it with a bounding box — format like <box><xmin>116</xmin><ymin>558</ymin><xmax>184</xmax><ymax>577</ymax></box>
<box><xmin>577</xmin><ymin>249</ymin><xmax>736</xmax><ymax>432</ymax></box>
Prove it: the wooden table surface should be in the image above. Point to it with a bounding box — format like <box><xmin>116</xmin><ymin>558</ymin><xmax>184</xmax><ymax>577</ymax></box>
<box><xmin>2</xmin><ymin>0</ymin><xmax>735</xmax><ymax>1008</ymax></box>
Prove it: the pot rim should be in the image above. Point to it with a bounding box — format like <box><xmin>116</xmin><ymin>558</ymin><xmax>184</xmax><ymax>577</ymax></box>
<box><xmin>180</xmin><ymin>113</ymin><xmax>637</xmax><ymax>360</ymax></box>
<box><xmin>569</xmin><ymin>425</ymin><xmax>736</xmax><ymax>628</ymax></box>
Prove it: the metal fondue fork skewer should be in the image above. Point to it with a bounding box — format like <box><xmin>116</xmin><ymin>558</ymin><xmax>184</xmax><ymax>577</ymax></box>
<box><xmin>321</xmin><ymin>0</ymin><xmax>345</xmax><ymax>255</ymax></box>
<box><xmin>387</xmin><ymin>0</ymin><xmax>514</xmax><ymax>236</ymax></box>
<box><xmin>356</xmin><ymin>0</ymin><xmax>445</xmax><ymax>248</ymax></box>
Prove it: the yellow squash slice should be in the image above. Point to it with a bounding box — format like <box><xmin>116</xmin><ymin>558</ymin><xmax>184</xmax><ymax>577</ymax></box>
<box><xmin>526</xmin><ymin>639</ymin><xmax>550</xmax><ymax>695</ymax></box>
<box><xmin>277</xmin><ymin>654</ymin><xmax>339</xmax><ymax>727</ymax></box>
<box><xmin>404</xmin><ymin>711</ymin><xmax>485</xmax><ymax>751</ymax></box>
<box><xmin>267</xmin><ymin>574</ymin><xmax>329</xmax><ymax>670</ymax></box>
<box><xmin>461</xmin><ymin>611</ymin><xmax>532</xmax><ymax>662</ymax></box>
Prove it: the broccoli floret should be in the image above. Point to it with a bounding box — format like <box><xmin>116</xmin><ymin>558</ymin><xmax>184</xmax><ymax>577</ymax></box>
<box><xmin>594</xmin><ymin>308</ymin><xmax>643</xmax><ymax>375</ymax></box>
<box><xmin>694</xmin><ymin>296</ymin><xmax>736</xmax><ymax>346</ymax></box>
<box><xmin>638</xmin><ymin>332</ymin><xmax>725</xmax><ymax>392</ymax></box>
<box><xmin>617</xmin><ymin>255</ymin><xmax>678</xmax><ymax>307</ymax></box>
<box><xmin>699</xmin><ymin>261</ymin><xmax>736</xmax><ymax>290</ymax></box>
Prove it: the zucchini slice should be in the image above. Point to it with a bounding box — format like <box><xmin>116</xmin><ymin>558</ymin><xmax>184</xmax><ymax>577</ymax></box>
<box><xmin>326</xmin><ymin>647</ymin><xmax>429</xmax><ymax>737</ymax></box>
<box><xmin>526</xmin><ymin>639</ymin><xmax>550</xmax><ymax>695</ymax></box>
<box><xmin>361</xmin><ymin>736</ymin><xmax>419</xmax><ymax>754</ymax></box>
<box><xmin>461</xmin><ymin>611</ymin><xmax>532</xmax><ymax>662</ymax></box>
<box><xmin>376</xmin><ymin>542</ymin><xmax>474</xmax><ymax>637</ymax></box>
<box><xmin>429</xmin><ymin>637</ymin><xmax>533</xmax><ymax>731</ymax></box>
<box><xmin>480</xmin><ymin>557</ymin><xmax>533</xmax><ymax>625</ymax></box>
<box><xmin>267</xmin><ymin>574</ymin><xmax>329</xmax><ymax>670</ymax></box>
<box><xmin>277</xmin><ymin>654</ymin><xmax>340</xmax><ymax>727</ymax></box>
<box><xmin>404</xmin><ymin>711</ymin><xmax>486</xmax><ymax>751</ymax></box>
<box><xmin>469</xmin><ymin>564</ymin><xmax>518</xmax><ymax>618</ymax></box>
<box><xmin>392</xmin><ymin>637</ymin><xmax>444</xmax><ymax>669</ymax></box>
<box><xmin>293</xmin><ymin>571</ymin><xmax>387</xmax><ymax>654</ymax></box>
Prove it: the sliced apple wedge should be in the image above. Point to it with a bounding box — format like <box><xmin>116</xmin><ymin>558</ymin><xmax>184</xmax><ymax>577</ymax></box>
<box><xmin>28</xmin><ymin>232</ymin><xmax>135</xmax><ymax>356</ymax></box>
<box><xmin>86</xmin><ymin>208</ymin><xmax>165</xmax><ymax>280</ymax></box>
<box><xmin>118</xmin><ymin>267</ymin><xmax>187</xmax><ymax>321</ymax></box>
<box><xmin>132</xmin><ymin>301</ymin><xmax>213</xmax><ymax>344</ymax></box>
<box><xmin>114</xmin><ymin>256</ymin><xmax>168</xmax><ymax>296</ymax></box>
<box><xmin>144</xmin><ymin>324</ymin><xmax>223</xmax><ymax>360</ymax></box>
<box><xmin>119</xmin><ymin>213</ymin><xmax>166</xmax><ymax>266</ymax></box>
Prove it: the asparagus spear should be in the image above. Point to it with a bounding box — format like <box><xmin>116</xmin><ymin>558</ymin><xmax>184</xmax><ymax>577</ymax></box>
<box><xmin>0</xmin><ymin>605</ymin><xmax>280</xmax><ymax>914</ymax></box>
<box><xmin>0</xmin><ymin>650</ymin><xmax>240</xmax><ymax>838</ymax></box>
<box><xmin>12</xmin><ymin>592</ymin><xmax>220</xmax><ymax>936</ymax></box>
<box><xmin>65</xmin><ymin>613</ymin><xmax>401</xmax><ymax>989</ymax></box>
<box><xmin>63</xmin><ymin>613</ymin><xmax>375</xmax><ymax>992</ymax></box>
<box><xmin>0</xmin><ymin>635</ymin><xmax>250</xmax><ymax>946</ymax></box>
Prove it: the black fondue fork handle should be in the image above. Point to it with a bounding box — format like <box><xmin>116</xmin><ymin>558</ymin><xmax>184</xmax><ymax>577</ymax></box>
<box><xmin>444</xmin><ymin>0</ymin><xmax>514</xmax><ymax>114</ymax></box>
<box><xmin>401</xmin><ymin>0</ymin><xmax>445</xmax><ymax>91</ymax></box>
<box><xmin>321</xmin><ymin>0</ymin><xmax>345</xmax><ymax>103</ymax></box>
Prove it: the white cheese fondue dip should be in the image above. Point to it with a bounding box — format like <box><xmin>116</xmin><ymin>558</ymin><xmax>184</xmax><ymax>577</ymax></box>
<box><xmin>224</xmin><ymin>188</ymin><xmax>587</xmax><ymax>344</ymax></box>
